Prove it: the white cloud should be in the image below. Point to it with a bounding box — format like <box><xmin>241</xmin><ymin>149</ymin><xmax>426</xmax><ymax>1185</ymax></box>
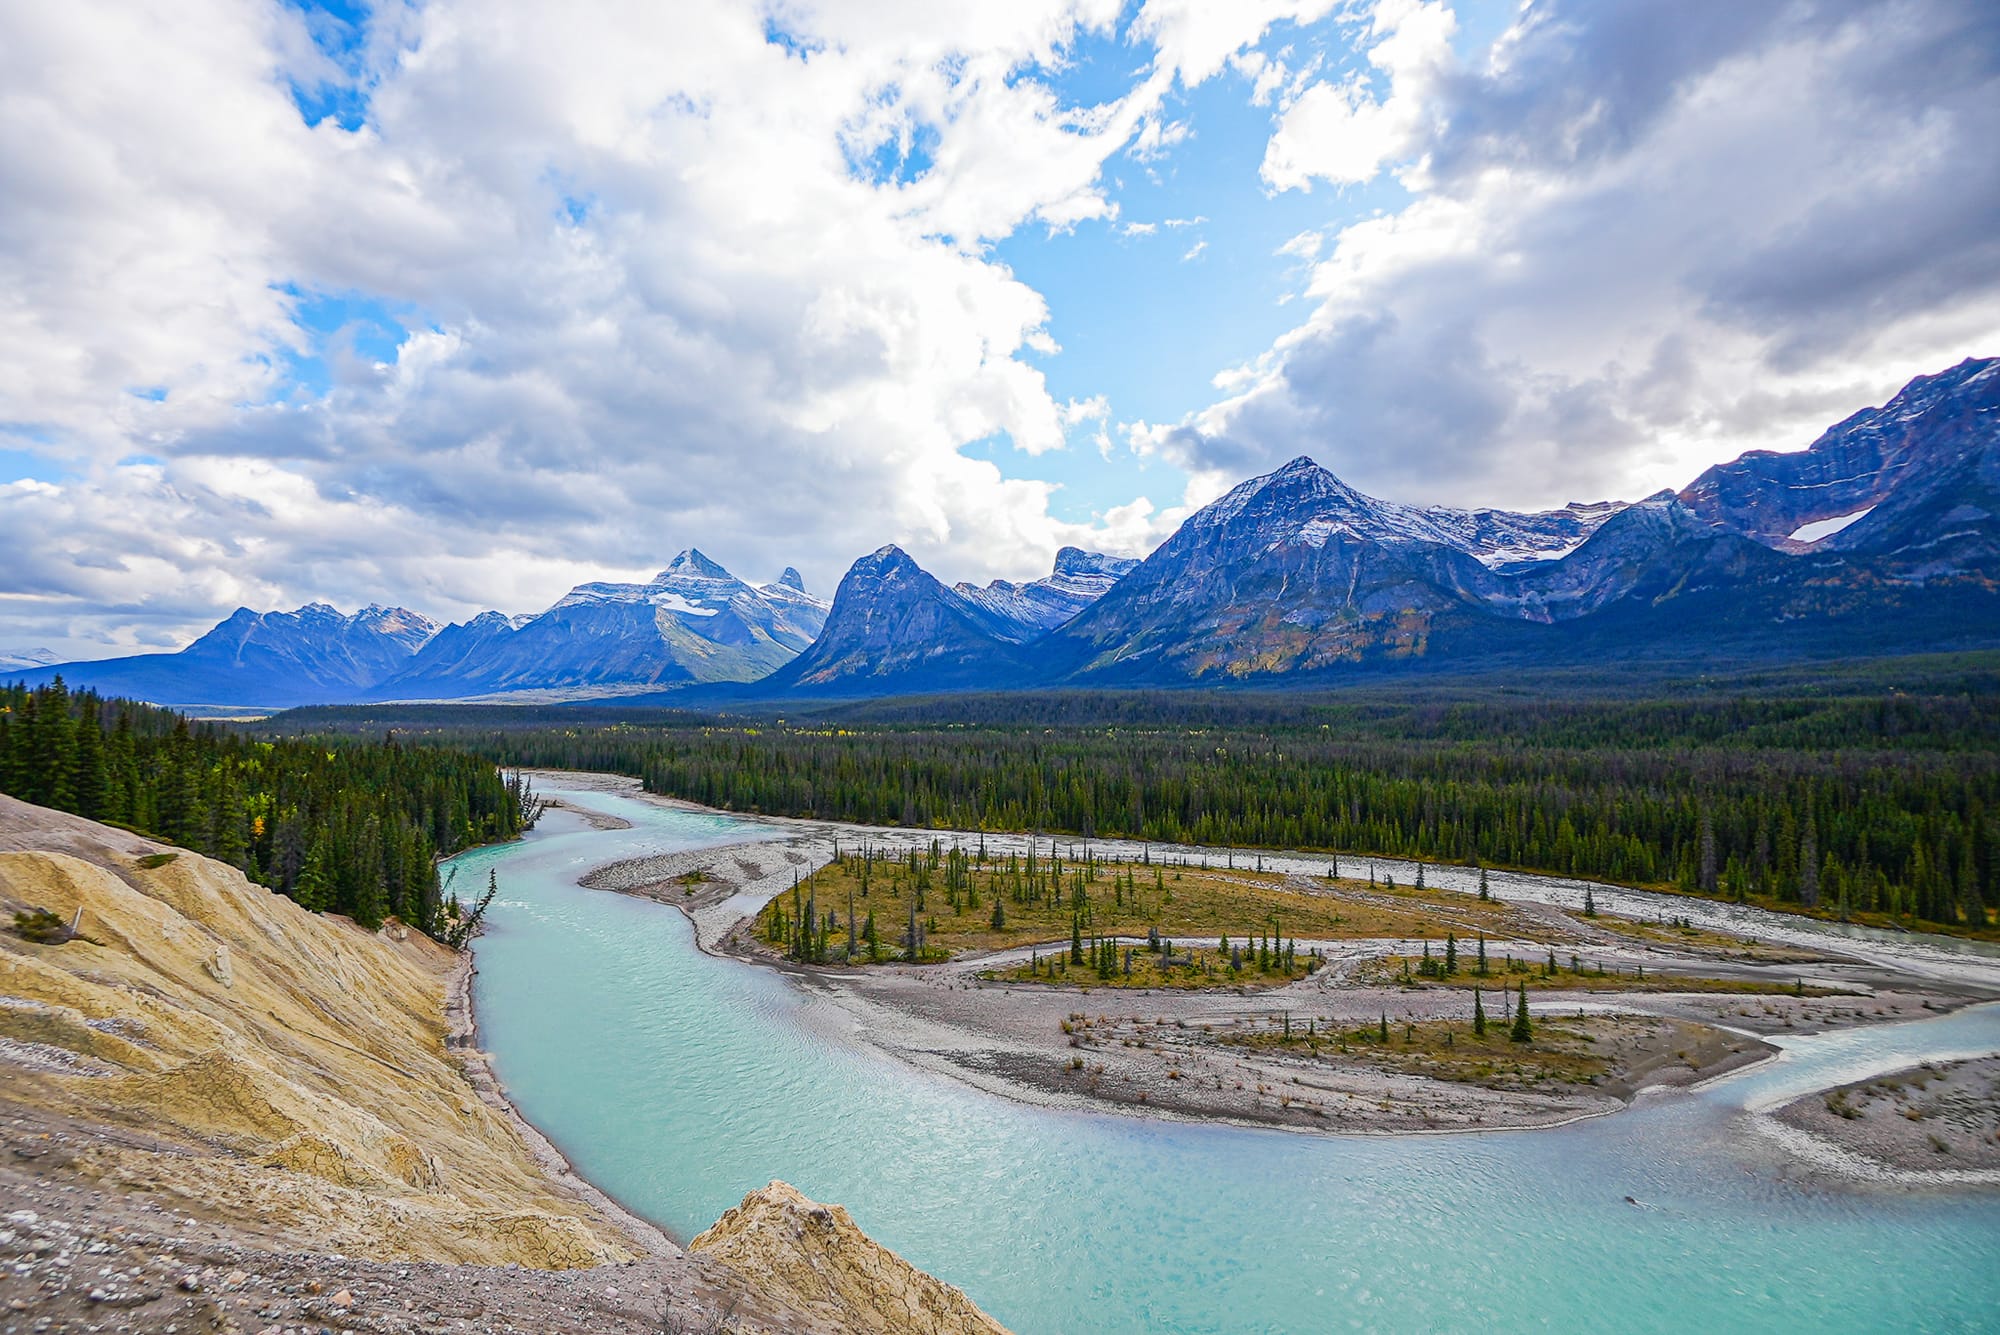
<box><xmin>1259</xmin><ymin>0</ymin><xmax>1456</xmax><ymax>192</ymax></box>
<box><xmin>1181</xmin><ymin>238</ymin><xmax>1209</xmax><ymax>261</ymax></box>
<box><xmin>0</xmin><ymin>0</ymin><xmax>1230</xmax><ymax>652</ymax></box>
<box><xmin>1277</xmin><ymin>229</ymin><xmax>1323</xmax><ymax>259</ymax></box>
<box><xmin>1132</xmin><ymin>0</ymin><xmax>1341</xmax><ymax>88</ymax></box>
<box><xmin>1154</xmin><ymin>0</ymin><xmax>2000</xmax><ymax>511</ymax></box>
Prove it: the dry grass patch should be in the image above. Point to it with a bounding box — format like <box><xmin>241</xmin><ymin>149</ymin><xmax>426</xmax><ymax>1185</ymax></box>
<box><xmin>762</xmin><ymin>843</ymin><xmax>1553</xmax><ymax>965</ymax></box>
<box><xmin>1215</xmin><ymin>1013</ymin><xmax>1615</xmax><ymax>1090</ymax></box>
<box><xmin>1361</xmin><ymin>951</ymin><xmax>1847</xmax><ymax>996</ymax></box>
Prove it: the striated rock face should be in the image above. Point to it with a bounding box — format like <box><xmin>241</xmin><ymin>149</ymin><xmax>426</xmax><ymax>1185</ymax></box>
<box><xmin>0</xmin><ymin>796</ymin><xmax>634</xmax><ymax>1268</ymax></box>
<box><xmin>692</xmin><ymin>1181</ymin><xmax>1013</xmax><ymax>1335</ymax></box>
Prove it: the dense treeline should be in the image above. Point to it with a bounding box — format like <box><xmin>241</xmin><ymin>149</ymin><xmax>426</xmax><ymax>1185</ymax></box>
<box><xmin>268</xmin><ymin>681</ymin><xmax>2000</xmax><ymax>934</ymax></box>
<box><xmin>1</xmin><ymin>679</ymin><xmax>533</xmax><ymax>936</ymax></box>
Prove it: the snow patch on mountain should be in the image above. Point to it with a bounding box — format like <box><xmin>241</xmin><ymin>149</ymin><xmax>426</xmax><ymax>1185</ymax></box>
<box><xmin>1789</xmin><ymin>507</ymin><xmax>1876</xmax><ymax>544</ymax></box>
<box><xmin>953</xmin><ymin>547</ymin><xmax>1138</xmax><ymax>639</ymax></box>
<box><xmin>651</xmin><ymin>591</ymin><xmax>720</xmax><ymax>617</ymax></box>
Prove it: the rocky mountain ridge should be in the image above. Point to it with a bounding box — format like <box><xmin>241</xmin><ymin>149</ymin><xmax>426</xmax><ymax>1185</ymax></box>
<box><xmin>777</xmin><ymin>356</ymin><xmax>1999</xmax><ymax>693</ymax></box>
<box><xmin>9</xmin><ymin>356</ymin><xmax>1996</xmax><ymax>704</ymax></box>
<box><xmin>374</xmin><ymin>548</ymin><xmax>830</xmax><ymax>699</ymax></box>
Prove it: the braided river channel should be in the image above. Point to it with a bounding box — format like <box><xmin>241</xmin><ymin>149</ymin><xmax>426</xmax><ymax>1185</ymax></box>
<box><xmin>459</xmin><ymin>778</ymin><xmax>2000</xmax><ymax>1334</ymax></box>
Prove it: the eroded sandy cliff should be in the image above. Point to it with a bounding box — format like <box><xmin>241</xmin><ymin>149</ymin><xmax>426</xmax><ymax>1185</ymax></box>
<box><xmin>0</xmin><ymin>795</ymin><xmax>1012</xmax><ymax>1333</ymax></box>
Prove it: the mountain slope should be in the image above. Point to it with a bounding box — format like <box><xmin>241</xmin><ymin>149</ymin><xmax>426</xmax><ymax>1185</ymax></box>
<box><xmin>1043</xmin><ymin>352</ymin><xmax>2000</xmax><ymax>686</ymax></box>
<box><xmin>755</xmin><ymin>546</ymin><xmax>1031</xmax><ymax>694</ymax></box>
<box><xmin>14</xmin><ymin>604</ymin><xmax>440</xmax><ymax>708</ymax></box>
<box><xmin>952</xmin><ymin>546</ymin><xmax>1139</xmax><ymax>641</ymax></box>
<box><xmin>1043</xmin><ymin>459</ymin><xmax>1513</xmax><ymax>682</ymax></box>
<box><xmin>376</xmin><ymin>551</ymin><xmax>828</xmax><ymax>703</ymax></box>
<box><xmin>373</xmin><ymin>550</ymin><xmax>828</xmax><ymax>699</ymax></box>
<box><xmin>1680</xmin><ymin>357</ymin><xmax>1998</xmax><ymax>553</ymax></box>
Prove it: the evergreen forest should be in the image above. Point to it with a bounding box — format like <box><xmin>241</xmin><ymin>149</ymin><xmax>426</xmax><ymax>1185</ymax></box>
<box><xmin>263</xmin><ymin>669</ymin><xmax>2000</xmax><ymax>937</ymax></box>
<box><xmin>1</xmin><ymin>679</ymin><xmax>535</xmax><ymax>938</ymax></box>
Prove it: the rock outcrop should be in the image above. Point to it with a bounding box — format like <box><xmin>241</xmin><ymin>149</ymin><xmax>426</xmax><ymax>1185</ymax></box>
<box><xmin>693</xmin><ymin>1181</ymin><xmax>1011</xmax><ymax>1335</ymax></box>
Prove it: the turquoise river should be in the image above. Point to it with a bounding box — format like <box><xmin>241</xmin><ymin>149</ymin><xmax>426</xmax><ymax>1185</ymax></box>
<box><xmin>460</xmin><ymin>779</ymin><xmax>2000</xmax><ymax>1334</ymax></box>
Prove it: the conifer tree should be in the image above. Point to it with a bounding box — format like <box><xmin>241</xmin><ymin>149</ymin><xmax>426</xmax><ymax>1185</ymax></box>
<box><xmin>295</xmin><ymin>833</ymin><xmax>332</xmax><ymax>913</ymax></box>
<box><xmin>1511</xmin><ymin>982</ymin><xmax>1532</xmax><ymax>1043</ymax></box>
<box><xmin>1473</xmin><ymin>987</ymin><xmax>1487</xmax><ymax>1037</ymax></box>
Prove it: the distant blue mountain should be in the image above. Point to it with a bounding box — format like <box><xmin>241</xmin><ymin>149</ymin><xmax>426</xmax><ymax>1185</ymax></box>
<box><xmin>369</xmin><ymin>550</ymin><xmax>828</xmax><ymax>699</ymax></box>
<box><xmin>766</xmin><ymin>357</ymin><xmax>2000</xmax><ymax>695</ymax></box>
<box><xmin>16</xmin><ymin>358</ymin><xmax>1997</xmax><ymax>706</ymax></box>
<box><xmin>12</xmin><ymin>604</ymin><xmax>439</xmax><ymax>708</ymax></box>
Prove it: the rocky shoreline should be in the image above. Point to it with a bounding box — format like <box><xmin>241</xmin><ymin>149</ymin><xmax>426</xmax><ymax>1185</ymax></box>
<box><xmin>1767</xmin><ymin>1056</ymin><xmax>2000</xmax><ymax>1184</ymax></box>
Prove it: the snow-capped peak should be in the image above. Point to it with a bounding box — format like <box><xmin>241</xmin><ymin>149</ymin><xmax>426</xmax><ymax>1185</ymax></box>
<box><xmin>655</xmin><ymin>548</ymin><xmax>734</xmax><ymax>582</ymax></box>
<box><xmin>1182</xmin><ymin>456</ymin><xmax>1627</xmax><ymax>565</ymax></box>
<box><xmin>0</xmin><ymin>647</ymin><xmax>58</xmax><ymax>672</ymax></box>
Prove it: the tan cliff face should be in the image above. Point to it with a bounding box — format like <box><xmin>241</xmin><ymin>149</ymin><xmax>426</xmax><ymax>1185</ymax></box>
<box><xmin>0</xmin><ymin>796</ymin><xmax>1014</xmax><ymax>1334</ymax></box>
<box><xmin>0</xmin><ymin>795</ymin><xmax>633</xmax><ymax>1268</ymax></box>
<box><xmin>692</xmin><ymin>1181</ymin><xmax>1012</xmax><ymax>1335</ymax></box>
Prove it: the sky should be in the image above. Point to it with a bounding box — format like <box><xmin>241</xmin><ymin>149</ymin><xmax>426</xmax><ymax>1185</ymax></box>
<box><xmin>2</xmin><ymin>0</ymin><xmax>1997</xmax><ymax>658</ymax></box>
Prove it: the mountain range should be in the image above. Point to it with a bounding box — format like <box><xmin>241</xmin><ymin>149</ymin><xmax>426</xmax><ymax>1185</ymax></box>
<box><xmin>12</xmin><ymin>356</ymin><xmax>1998</xmax><ymax>705</ymax></box>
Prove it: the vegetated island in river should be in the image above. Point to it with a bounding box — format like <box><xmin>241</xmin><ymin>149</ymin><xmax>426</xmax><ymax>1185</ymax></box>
<box><xmin>0</xmin><ymin>793</ymin><xmax>1014</xmax><ymax>1335</ymax></box>
<box><xmin>556</xmin><ymin>771</ymin><xmax>2000</xmax><ymax>1166</ymax></box>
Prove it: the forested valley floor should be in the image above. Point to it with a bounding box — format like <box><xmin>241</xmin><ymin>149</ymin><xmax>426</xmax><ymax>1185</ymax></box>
<box><xmin>261</xmin><ymin>654</ymin><xmax>2000</xmax><ymax>940</ymax></box>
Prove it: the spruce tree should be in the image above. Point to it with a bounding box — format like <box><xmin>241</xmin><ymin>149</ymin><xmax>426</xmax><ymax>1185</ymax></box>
<box><xmin>1473</xmin><ymin>988</ymin><xmax>1487</xmax><ymax>1037</ymax></box>
<box><xmin>1510</xmin><ymin>982</ymin><xmax>1532</xmax><ymax>1043</ymax></box>
<box><xmin>295</xmin><ymin>833</ymin><xmax>332</xmax><ymax>913</ymax></box>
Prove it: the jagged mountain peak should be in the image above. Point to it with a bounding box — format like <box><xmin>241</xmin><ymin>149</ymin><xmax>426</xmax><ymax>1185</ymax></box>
<box><xmin>1679</xmin><ymin>353</ymin><xmax>2000</xmax><ymax>553</ymax></box>
<box><xmin>655</xmin><ymin>549</ymin><xmax>735</xmax><ymax>582</ymax></box>
<box><xmin>760</xmin><ymin>546</ymin><xmax>1029</xmax><ymax>694</ymax></box>
<box><xmin>0</xmin><ymin>648</ymin><xmax>58</xmax><ymax>672</ymax></box>
<box><xmin>851</xmin><ymin>545</ymin><xmax>925</xmax><ymax>579</ymax></box>
<box><xmin>777</xmin><ymin>566</ymin><xmax>807</xmax><ymax>592</ymax></box>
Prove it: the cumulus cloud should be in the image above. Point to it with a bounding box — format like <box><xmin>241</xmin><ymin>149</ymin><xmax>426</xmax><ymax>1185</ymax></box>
<box><xmin>1158</xmin><ymin>0</ymin><xmax>2000</xmax><ymax>510</ymax></box>
<box><xmin>1259</xmin><ymin>0</ymin><xmax>1456</xmax><ymax>191</ymax></box>
<box><xmin>5</xmin><ymin>0</ymin><xmax>1996</xmax><ymax>656</ymax></box>
<box><xmin>0</xmin><ymin>0</ymin><xmax>1327</xmax><ymax>654</ymax></box>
